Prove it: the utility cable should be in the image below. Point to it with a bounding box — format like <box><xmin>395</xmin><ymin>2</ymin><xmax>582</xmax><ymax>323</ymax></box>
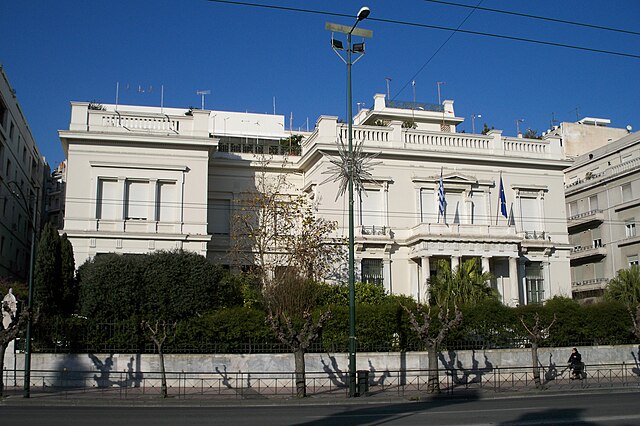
<box><xmin>423</xmin><ymin>0</ymin><xmax>640</xmax><ymax>37</ymax></box>
<box><xmin>206</xmin><ymin>0</ymin><xmax>640</xmax><ymax>60</ymax></box>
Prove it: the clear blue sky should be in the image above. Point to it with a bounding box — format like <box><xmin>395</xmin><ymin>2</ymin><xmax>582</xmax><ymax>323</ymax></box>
<box><xmin>1</xmin><ymin>0</ymin><xmax>638</xmax><ymax>168</ymax></box>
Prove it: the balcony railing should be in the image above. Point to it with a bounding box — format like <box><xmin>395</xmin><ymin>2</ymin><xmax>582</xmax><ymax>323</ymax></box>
<box><xmin>361</xmin><ymin>225</ymin><xmax>388</xmax><ymax>236</ymax></box>
<box><xmin>571</xmin><ymin>278</ymin><xmax>609</xmax><ymax>291</ymax></box>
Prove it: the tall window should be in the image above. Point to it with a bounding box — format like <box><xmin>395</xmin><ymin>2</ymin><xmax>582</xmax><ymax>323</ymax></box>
<box><xmin>361</xmin><ymin>258</ymin><xmax>383</xmax><ymax>286</ymax></box>
<box><xmin>622</xmin><ymin>183</ymin><xmax>632</xmax><ymax>203</ymax></box>
<box><xmin>445</xmin><ymin>191</ymin><xmax>463</xmax><ymax>224</ymax></box>
<box><xmin>591</xmin><ymin>227</ymin><xmax>602</xmax><ymax>248</ymax></box>
<box><xmin>420</xmin><ymin>188</ymin><xmax>436</xmax><ymax>223</ymax></box>
<box><xmin>359</xmin><ymin>189</ymin><xmax>383</xmax><ymax>228</ymax></box>
<box><xmin>588</xmin><ymin>194</ymin><xmax>598</xmax><ymax>211</ymax></box>
<box><xmin>96</xmin><ymin>178</ymin><xmax>118</xmax><ymax>220</ymax></box>
<box><xmin>470</xmin><ymin>191</ymin><xmax>486</xmax><ymax>225</ymax></box>
<box><xmin>209</xmin><ymin>199</ymin><xmax>230</xmax><ymax>235</ymax></box>
<box><xmin>519</xmin><ymin>195</ymin><xmax>541</xmax><ymax>232</ymax></box>
<box><xmin>525</xmin><ymin>262</ymin><xmax>544</xmax><ymax>304</ymax></box>
<box><xmin>568</xmin><ymin>201</ymin><xmax>578</xmax><ymax>217</ymax></box>
<box><xmin>625</xmin><ymin>219</ymin><xmax>636</xmax><ymax>238</ymax></box>
<box><xmin>156</xmin><ymin>181</ymin><xmax>177</xmax><ymax>222</ymax></box>
<box><xmin>125</xmin><ymin>180</ymin><xmax>149</xmax><ymax>220</ymax></box>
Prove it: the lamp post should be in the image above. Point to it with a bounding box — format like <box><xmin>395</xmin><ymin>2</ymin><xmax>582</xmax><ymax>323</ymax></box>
<box><xmin>471</xmin><ymin>113</ymin><xmax>482</xmax><ymax>134</ymax></box>
<box><xmin>326</xmin><ymin>6</ymin><xmax>372</xmax><ymax>397</ymax></box>
<box><xmin>7</xmin><ymin>181</ymin><xmax>38</xmax><ymax>398</ymax></box>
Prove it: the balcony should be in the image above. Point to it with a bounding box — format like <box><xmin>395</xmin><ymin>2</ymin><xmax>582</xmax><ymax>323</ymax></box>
<box><xmin>409</xmin><ymin>222</ymin><xmax>517</xmax><ymax>243</ymax></box>
<box><xmin>567</xmin><ymin>209</ymin><xmax>604</xmax><ymax>233</ymax></box>
<box><xmin>570</xmin><ymin>244</ymin><xmax>607</xmax><ymax>265</ymax></box>
<box><xmin>571</xmin><ymin>278</ymin><xmax>609</xmax><ymax>293</ymax></box>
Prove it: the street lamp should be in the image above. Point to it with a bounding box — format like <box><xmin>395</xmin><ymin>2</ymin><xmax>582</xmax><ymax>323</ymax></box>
<box><xmin>516</xmin><ymin>118</ymin><xmax>525</xmax><ymax>136</ymax></box>
<box><xmin>7</xmin><ymin>181</ymin><xmax>38</xmax><ymax>398</ymax></box>
<box><xmin>326</xmin><ymin>6</ymin><xmax>372</xmax><ymax>398</ymax></box>
<box><xmin>471</xmin><ymin>113</ymin><xmax>482</xmax><ymax>134</ymax></box>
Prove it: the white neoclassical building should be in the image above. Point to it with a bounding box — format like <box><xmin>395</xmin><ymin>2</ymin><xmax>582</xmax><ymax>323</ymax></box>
<box><xmin>59</xmin><ymin>94</ymin><xmax>573</xmax><ymax>306</ymax></box>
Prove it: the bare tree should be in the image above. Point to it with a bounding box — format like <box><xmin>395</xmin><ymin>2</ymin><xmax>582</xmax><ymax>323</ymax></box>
<box><xmin>519</xmin><ymin>313</ymin><xmax>557</xmax><ymax>389</ymax></box>
<box><xmin>142</xmin><ymin>320</ymin><xmax>177</xmax><ymax>398</ymax></box>
<box><xmin>1</xmin><ymin>289</ymin><xmax>30</xmax><ymax>396</ymax></box>
<box><xmin>264</xmin><ymin>271</ymin><xmax>330</xmax><ymax>398</ymax></box>
<box><xmin>403</xmin><ymin>304</ymin><xmax>463</xmax><ymax>393</ymax></box>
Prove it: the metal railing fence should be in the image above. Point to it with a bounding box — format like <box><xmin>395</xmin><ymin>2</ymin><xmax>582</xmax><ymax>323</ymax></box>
<box><xmin>3</xmin><ymin>363</ymin><xmax>640</xmax><ymax>399</ymax></box>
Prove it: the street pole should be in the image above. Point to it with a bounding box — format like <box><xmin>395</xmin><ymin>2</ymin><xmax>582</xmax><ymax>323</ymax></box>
<box><xmin>23</xmin><ymin>188</ymin><xmax>37</xmax><ymax>398</ymax></box>
<box><xmin>326</xmin><ymin>6</ymin><xmax>371</xmax><ymax>397</ymax></box>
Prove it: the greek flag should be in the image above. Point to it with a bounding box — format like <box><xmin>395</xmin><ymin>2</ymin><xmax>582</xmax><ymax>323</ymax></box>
<box><xmin>499</xmin><ymin>175</ymin><xmax>508</xmax><ymax>218</ymax></box>
<box><xmin>438</xmin><ymin>169</ymin><xmax>446</xmax><ymax>220</ymax></box>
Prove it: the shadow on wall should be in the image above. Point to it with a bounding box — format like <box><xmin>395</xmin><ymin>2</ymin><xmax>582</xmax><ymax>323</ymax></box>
<box><xmin>438</xmin><ymin>349</ymin><xmax>493</xmax><ymax>387</ymax></box>
<box><xmin>51</xmin><ymin>353</ymin><xmax>143</xmax><ymax>388</ymax></box>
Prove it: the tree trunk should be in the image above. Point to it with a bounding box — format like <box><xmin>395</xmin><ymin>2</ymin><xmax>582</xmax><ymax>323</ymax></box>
<box><xmin>294</xmin><ymin>347</ymin><xmax>306</xmax><ymax>398</ymax></box>
<box><xmin>0</xmin><ymin>342</ymin><xmax>7</xmax><ymax>396</ymax></box>
<box><xmin>531</xmin><ymin>341</ymin><xmax>542</xmax><ymax>388</ymax></box>
<box><xmin>427</xmin><ymin>343</ymin><xmax>441</xmax><ymax>394</ymax></box>
<box><xmin>159</xmin><ymin>349</ymin><xmax>168</xmax><ymax>398</ymax></box>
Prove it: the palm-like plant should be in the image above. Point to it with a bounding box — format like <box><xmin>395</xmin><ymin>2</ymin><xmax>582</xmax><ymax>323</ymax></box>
<box><xmin>428</xmin><ymin>258</ymin><xmax>498</xmax><ymax>307</ymax></box>
<box><xmin>605</xmin><ymin>265</ymin><xmax>640</xmax><ymax>307</ymax></box>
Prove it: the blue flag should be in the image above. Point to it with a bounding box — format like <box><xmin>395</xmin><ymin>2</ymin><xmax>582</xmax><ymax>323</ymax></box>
<box><xmin>438</xmin><ymin>169</ymin><xmax>446</xmax><ymax>220</ymax></box>
<box><xmin>499</xmin><ymin>175</ymin><xmax>508</xmax><ymax>218</ymax></box>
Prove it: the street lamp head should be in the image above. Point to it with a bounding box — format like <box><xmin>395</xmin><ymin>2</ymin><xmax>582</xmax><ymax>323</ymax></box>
<box><xmin>357</xmin><ymin>6</ymin><xmax>370</xmax><ymax>21</ymax></box>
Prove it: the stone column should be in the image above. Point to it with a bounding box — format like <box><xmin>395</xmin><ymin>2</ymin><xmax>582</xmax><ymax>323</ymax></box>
<box><xmin>481</xmin><ymin>256</ymin><xmax>491</xmax><ymax>285</ymax></box>
<box><xmin>383</xmin><ymin>258</ymin><xmax>392</xmax><ymax>294</ymax></box>
<box><xmin>451</xmin><ymin>256</ymin><xmax>460</xmax><ymax>271</ymax></box>
<box><xmin>543</xmin><ymin>260</ymin><xmax>551</xmax><ymax>301</ymax></box>
<box><xmin>508</xmin><ymin>257</ymin><xmax>519</xmax><ymax>307</ymax></box>
<box><xmin>421</xmin><ymin>256</ymin><xmax>430</xmax><ymax>303</ymax></box>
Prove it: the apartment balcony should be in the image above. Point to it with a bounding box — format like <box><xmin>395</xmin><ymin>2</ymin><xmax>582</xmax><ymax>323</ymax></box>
<box><xmin>571</xmin><ymin>278</ymin><xmax>609</xmax><ymax>293</ymax></box>
<box><xmin>567</xmin><ymin>209</ymin><xmax>604</xmax><ymax>233</ymax></box>
<box><xmin>569</xmin><ymin>244</ymin><xmax>607</xmax><ymax>265</ymax></box>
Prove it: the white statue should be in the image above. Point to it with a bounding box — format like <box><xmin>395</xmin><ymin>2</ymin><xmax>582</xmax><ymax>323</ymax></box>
<box><xmin>2</xmin><ymin>288</ymin><xmax>18</xmax><ymax>328</ymax></box>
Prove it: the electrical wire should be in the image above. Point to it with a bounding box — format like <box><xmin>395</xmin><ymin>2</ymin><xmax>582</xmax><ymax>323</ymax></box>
<box><xmin>422</xmin><ymin>0</ymin><xmax>640</xmax><ymax>37</ymax></box>
<box><xmin>394</xmin><ymin>0</ymin><xmax>484</xmax><ymax>101</ymax></box>
<box><xmin>206</xmin><ymin>0</ymin><xmax>640</xmax><ymax>60</ymax></box>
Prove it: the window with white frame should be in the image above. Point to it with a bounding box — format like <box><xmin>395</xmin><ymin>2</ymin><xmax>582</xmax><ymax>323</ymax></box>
<box><xmin>420</xmin><ymin>188</ymin><xmax>436</xmax><ymax>223</ymax></box>
<box><xmin>96</xmin><ymin>178</ymin><xmax>118</xmax><ymax>220</ymax></box>
<box><xmin>628</xmin><ymin>255</ymin><xmax>639</xmax><ymax>267</ymax></box>
<box><xmin>568</xmin><ymin>201</ymin><xmax>578</xmax><ymax>217</ymax></box>
<box><xmin>156</xmin><ymin>181</ymin><xmax>177</xmax><ymax>222</ymax></box>
<box><xmin>470</xmin><ymin>191</ymin><xmax>487</xmax><ymax>225</ymax></box>
<box><xmin>445</xmin><ymin>190</ymin><xmax>463</xmax><ymax>224</ymax></box>
<box><xmin>125</xmin><ymin>180</ymin><xmax>149</xmax><ymax>220</ymax></box>
<box><xmin>359</xmin><ymin>188</ymin><xmax>384</xmax><ymax>231</ymax></box>
<box><xmin>209</xmin><ymin>199</ymin><xmax>231</xmax><ymax>235</ymax></box>
<box><xmin>519</xmin><ymin>194</ymin><xmax>542</xmax><ymax>232</ymax></box>
<box><xmin>589</xmin><ymin>194</ymin><xmax>598</xmax><ymax>211</ymax></box>
<box><xmin>625</xmin><ymin>219</ymin><xmax>637</xmax><ymax>238</ymax></box>
<box><xmin>525</xmin><ymin>262</ymin><xmax>544</xmax><ymax>304</ymax></box>
<box><xmin>361</xmin><ymin>258</ymin><xmax>383</xmax><ymax>286</ymax></box>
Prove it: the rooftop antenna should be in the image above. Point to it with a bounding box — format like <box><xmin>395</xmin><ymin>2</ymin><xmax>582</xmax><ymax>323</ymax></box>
<box><xmin>115</xmin><ymin>81</ymin><xmax>119</xmax><ymax>111</ymax></box>
<box><xmin>411</xmin><ymin>80</ymin><xmax>416</xmax><ymax>122</ymax></box>
<box><xmin>160</xmin><ymin>85</ymin><xmax>164</xmax><ymax>114</ymax></box>
<box><xmin>384</xmin><ymin>77</ymin><xmax>392</xmax><ymax>100</ymax></box>
<box><xmin>273</xmin><ymin>96</ymin><xmax>276</xmax><ymax>115</ymax></box>
<box><xmin>551</xmin><ymin>111</ymin><xmax>558</xmax><ymax>128</ymax></box>
<box><xmin>436</xmin><ymin>81</ymin><xmax>446</xmax><ymax>105</ymax></box>
<box><xmin>196</xmin><ymin>90</ymin><xmax>210</xmax><ymax>110</ymax></box>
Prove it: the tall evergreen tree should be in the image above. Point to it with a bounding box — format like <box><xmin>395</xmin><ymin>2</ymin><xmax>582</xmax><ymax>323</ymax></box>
<box><xmin>34</xmin><ymin>223</ymin><xmax>62</xmax><ymax>317</ymax></box>
<box><xmin>59</xmin><ymin>233</ymin><xmax>77</xmax><ymax>316</ymax></box>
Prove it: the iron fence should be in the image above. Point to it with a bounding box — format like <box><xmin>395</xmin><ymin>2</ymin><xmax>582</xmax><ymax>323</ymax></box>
<box><xmin>3</xmin><ymin>363</ymin><xmax>640</xmax><ymax>399</ymax></box>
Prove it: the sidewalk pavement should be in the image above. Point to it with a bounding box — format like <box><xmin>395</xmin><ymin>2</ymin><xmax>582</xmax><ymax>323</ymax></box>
<box><xmin>2</xmin><ymin>380</ymin><xmax>639</xmax><ymax>408</ymax></box>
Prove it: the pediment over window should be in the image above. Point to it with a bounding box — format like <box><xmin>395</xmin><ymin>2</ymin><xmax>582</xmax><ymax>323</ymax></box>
<box><xmin>412</xmin><ymin>172</ymin><xmax>492</xmax><ymax>187</ymax></box>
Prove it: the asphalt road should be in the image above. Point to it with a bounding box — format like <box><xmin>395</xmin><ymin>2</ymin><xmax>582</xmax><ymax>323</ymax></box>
<box><xmin>2</xmin><ymin>390</ymin><xmax>640</xmax><ymax>425</ymax></box>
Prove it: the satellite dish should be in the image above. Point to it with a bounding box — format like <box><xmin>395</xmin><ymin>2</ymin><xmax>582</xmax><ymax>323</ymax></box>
<box><xmin>626</xmin><ymin>125</ymin><xmax>633</xmax><ymax>132</ymax></box>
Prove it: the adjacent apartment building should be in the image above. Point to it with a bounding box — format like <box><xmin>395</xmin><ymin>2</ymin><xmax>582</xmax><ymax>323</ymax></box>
<box><xmin>0</xmin><ymin>65</ymin><xmax>47</xmax><ymax>281</ymax></box>
<box><xmin>565</xmin><ymin>130</ymin><xmax>640</xmax><ymax>303</ymax></box>
<box><xmin>59</xmin><ymin>94</ymin><xmax>573</xmax><ymax>305</ymax></box>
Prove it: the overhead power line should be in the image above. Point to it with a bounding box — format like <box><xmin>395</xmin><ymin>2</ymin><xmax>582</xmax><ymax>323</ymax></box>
<box><xmin>423</xmin><ymin>0</ymin><xmax>640</xmax><ymax>37</ymax></box>
<box><xmin>206</xmin><ymin>0</ymin><xmax>640</xmax><ymax>60</ymax></box>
